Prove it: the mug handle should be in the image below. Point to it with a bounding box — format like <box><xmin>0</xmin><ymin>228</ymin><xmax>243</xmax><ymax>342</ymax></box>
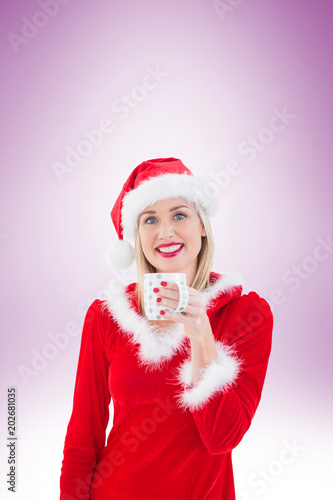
<box><xmin>173</xmin><ymin>281</ymin><xmax>189</xmax><ymax>314</ymax></box>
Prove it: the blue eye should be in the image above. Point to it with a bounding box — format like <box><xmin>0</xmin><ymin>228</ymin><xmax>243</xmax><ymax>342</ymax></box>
<box><xmin>145</xmin><ymin>217</ymin><xmax>157</xmax><ymax>224</ymax></box>
<box><xmin>144</xmin><ymin>213</ymin><xmax>186</xmax><ymax>224</ymax></box>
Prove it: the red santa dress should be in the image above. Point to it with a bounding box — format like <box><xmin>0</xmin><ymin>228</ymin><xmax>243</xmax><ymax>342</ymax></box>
<box><xmin>60</xmin><ymin>271</ymin><xmax>273</xmax><ymax>500</ymax></box>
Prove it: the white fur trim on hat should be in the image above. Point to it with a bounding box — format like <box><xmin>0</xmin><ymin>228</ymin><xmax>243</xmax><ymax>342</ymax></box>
<box><xmin>106</xmin><ymin>239</ymin><xmax>135</xmax><ymax>269</ymax></box>
<box><xmin>121</xmin><ymin>173</ymin><xmax>219</xmax><ymax>240</ymax></box>
<box><xmin>176</xmin><ymin>341</ymin><xmax>242</xmax><ymax>411</ymax></box>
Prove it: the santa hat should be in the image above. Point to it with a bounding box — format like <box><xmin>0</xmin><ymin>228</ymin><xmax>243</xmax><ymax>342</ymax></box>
<box><xmin>106</xmin><ymin>157</ymin><xmax>218</xmax><ymax>269</ymax></box>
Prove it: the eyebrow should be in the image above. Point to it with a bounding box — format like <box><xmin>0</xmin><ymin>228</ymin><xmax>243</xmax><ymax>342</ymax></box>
<box><xmin>139</xmin><ymin>205</ymin><xmax>190</xmax><ymax>219</ymax></box>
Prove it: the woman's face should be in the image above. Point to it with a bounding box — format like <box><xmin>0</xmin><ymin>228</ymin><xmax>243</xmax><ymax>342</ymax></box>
<box><xmin>138</xmin><ymin>198</ymin><xmax>206</xmax><ymax>284</ymax></box>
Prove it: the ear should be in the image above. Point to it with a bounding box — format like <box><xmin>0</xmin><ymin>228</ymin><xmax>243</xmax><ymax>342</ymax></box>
<box><xmin>201</xmin><ymin>225</ymin><xmax>207</xmax><ymax>237</ymax></box>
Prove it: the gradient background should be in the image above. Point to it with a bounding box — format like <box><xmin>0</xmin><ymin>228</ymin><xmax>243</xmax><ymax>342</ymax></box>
<box><xmin>1</xmin><ymin>0</ymin><xmax>332</xmax><ymax>498</ymax></box>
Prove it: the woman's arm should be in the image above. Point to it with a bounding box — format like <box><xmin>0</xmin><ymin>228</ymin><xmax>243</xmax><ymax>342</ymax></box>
<box><xmin>189</xmin><ymin>334</ymin><xmax>218</xmax><ymax>385</ymax></box>
<box><xmin>176</xmin><ymin>292</ymin><xmax>273</xmax><ymax>454</ymax></box>
<box><xmin>60</xmin><ymin>300</ymin><xmax>111</xmax><ymax>499</ymax></box>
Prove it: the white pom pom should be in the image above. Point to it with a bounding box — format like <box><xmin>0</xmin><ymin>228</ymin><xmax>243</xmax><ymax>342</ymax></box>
<box><xmin>106</xmin><ymin>239</ymin><xmax>135</xmax><ymax>269</ymax></box>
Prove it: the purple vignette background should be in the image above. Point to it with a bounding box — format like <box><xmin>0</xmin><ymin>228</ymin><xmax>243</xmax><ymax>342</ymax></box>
<box><xmin>1</xmin><ymin>0</ymin><xmax>332</xmax><ymax>498</ymax></box>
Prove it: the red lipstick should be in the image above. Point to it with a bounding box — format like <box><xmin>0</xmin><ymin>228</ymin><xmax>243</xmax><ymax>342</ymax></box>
<box><xmin>155</xmin><ymin>242</ymin><xmax>184</xmax><ymax>258</ymax></box>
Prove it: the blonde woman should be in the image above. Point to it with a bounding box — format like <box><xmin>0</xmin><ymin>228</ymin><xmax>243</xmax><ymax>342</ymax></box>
<box><xmin>60</xmin><ymin>157</ymin><xmax>273</xmax><ymax>500</ymax></box>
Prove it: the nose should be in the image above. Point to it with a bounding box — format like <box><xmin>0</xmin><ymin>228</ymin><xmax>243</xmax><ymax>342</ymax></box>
<box><xmin>157</xmin><ymin>220</ymin><xmax>175</xmax><ymax>240</ymax></box>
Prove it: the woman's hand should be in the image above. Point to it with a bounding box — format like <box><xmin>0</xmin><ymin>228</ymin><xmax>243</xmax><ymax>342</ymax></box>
<box><xmin>153</xmin><ymin>281</ymin><xmax>213</xmax><ymax>341</ymax></box>
<box><xmin>154</xmin><ymin>281</ymin><xmax>218</xmax><ymax>385</ymax></box>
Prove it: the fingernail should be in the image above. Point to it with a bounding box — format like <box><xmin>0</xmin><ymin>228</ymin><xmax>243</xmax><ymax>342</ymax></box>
<box><xmin>153</xmin><ymin>288</ymin><xmax>159</xmax><ymax>293</ymax></box>
<box><xmin>156</xmin><ymin>297</ymin><xmax>162</xmax><ymax>303</ymax></box>
<box><xmin>160</xmin><ymin>310</ymin><xmax>165</xmax><ymax>315</ymax></box>
<box><xmin>160</xmin><ymin>281</ymin><xmax>167</xmax><ymax>286</ymax></box>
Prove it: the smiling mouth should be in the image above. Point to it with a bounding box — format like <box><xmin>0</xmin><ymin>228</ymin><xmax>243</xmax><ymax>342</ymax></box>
<box><xmin>156</xmin><ymin>244</ymin><xmax>184</xmax><ymax>253</ymax></box>
<box><xmin>155</xmin><ymin>243</ymin><xmax>184</xmax><ymax>256</ymax></box>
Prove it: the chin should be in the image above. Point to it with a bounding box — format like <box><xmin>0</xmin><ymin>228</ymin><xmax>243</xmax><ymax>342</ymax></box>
<box><xmin>156</xmin><ymin>261</ymin><xmax>186</xmax><ymax>274</ymax></box>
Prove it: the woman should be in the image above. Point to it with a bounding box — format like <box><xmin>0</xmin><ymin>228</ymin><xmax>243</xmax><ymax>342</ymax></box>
<box><xmin>60</xmin><ymin>157</ymin><xmax>273</xmax><ymax>499</ymax></box>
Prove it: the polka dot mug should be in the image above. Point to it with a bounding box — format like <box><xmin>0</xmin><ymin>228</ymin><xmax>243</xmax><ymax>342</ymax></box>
<box><xmin>143</xmin><ymin>273</ymin><xmax>189</xmax><ymax>320</ymax></box>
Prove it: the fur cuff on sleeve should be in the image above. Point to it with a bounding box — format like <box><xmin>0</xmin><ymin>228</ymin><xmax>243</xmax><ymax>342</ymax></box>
<box><xmin>176</xmin><ymin>341</ymin><xmax>242</xmax><ymax>411</ymax></box>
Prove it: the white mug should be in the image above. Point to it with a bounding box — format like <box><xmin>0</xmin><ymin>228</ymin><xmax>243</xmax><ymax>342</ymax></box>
<box><xmin>143</xmin><ymin>273</ymin><xmax>189</xmax><ymax>321</ymax></box>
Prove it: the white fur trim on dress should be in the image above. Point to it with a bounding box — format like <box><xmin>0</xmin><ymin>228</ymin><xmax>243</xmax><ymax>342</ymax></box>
<box><xmin>121</xmin><ymin>173</ymin><xmax>219</xmax><ymax>240</ymax></box>
<box><xmin>102</xmin><ymin>284</ymin><xmax>188</xmax><ymax>371</ymax></box>
<box><xmin>101</xmin><ymin>272</ymin><xmax>244</xmax><ymax>369</ymax></box>
<box><xmin>201</xmin><ymin>272</ymin><xmax>244</xmax><ymax>309</ymax></box>
<box><xmin>176</xmin><ymin>341</ymin><xmax>242</xmax><ymax>411</ymax></box>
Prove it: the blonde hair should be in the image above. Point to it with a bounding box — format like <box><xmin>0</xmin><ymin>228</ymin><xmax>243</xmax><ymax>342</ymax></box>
<box><xmin>134</xmin><ymin>204</ymin><xmax>215</xmax><ymax>324</ymax></box>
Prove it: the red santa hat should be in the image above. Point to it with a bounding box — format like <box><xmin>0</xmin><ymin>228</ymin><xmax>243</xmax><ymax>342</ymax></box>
<box><xmin>106</xmin><ymin>157</ymin><xmax>218</xmax><ymax>269</ymax></box>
